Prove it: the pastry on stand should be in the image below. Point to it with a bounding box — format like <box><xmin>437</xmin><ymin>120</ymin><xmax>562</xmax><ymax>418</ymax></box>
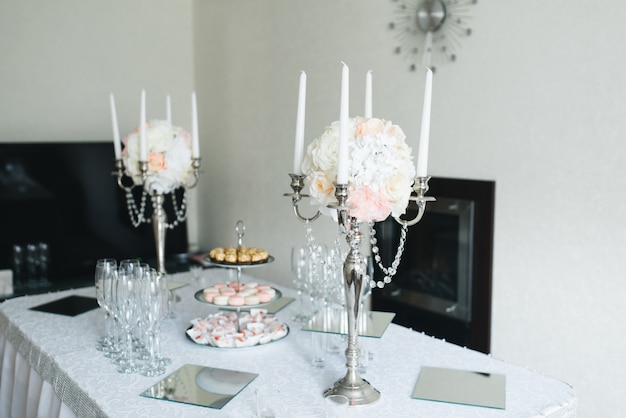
<box><xmin>189</xmin><ymin>221</ymin><xmax>286</xmax><ymax>349</ymax></box>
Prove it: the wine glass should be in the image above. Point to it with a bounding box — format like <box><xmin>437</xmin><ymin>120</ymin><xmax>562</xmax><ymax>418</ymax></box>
<box><xmin>112</xmin><ymin>268</ymin><xmax>139</xmax><ymax>373</ymax></box>
<box><xmin>305</xmin><ymin>244</ymin><xmax>328</xmax><ymax>316</ymax></box>
<box><xmin>95</xmin><ymin>258</ymin><xmax>119</xmax><ymax>356</ymax></box>
<box><xmin>326</xmin><ymin>246</ymin><xmax>345</xmax><ymax>308</ymax></box>
<box><xmin>139</xmin><ymin>269</ymin><xmax>169</xmax><ymax>376</ymax></box>
<box><xmin>118</xmin><ymin>258</ymin><xmax>140</xmax><ymax>279</ymax></box>
<box><xmin>291</xmin><ymin>245</ymin><xmax>310</xmax><ymax>322</ymax></box>
<box><xmin>134</xmin><ymin>263</ymin><xmax>155</xmax><ymax>358</ymax></box>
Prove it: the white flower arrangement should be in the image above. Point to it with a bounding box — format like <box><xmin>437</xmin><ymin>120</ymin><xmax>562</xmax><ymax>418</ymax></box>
<box><xmin>301</xmin><ymin>116</ymin><xmax>415</xmax><ymax>222</ymax></box>
<box><xmin>122</xmin><ymin>119</ymin><xmax>194</xmax><ymax>194</ymax></box>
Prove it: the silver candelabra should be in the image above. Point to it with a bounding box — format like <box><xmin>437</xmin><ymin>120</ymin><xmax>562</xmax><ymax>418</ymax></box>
<box><xmin>113</xmin><ymin>157</ymin><xmax>201</xmax><ymax>273</ymax></box>
<box><xmin>285</xmin><ymin>173</ymin><xmax>434</xmax><ymax>406</ymax></box>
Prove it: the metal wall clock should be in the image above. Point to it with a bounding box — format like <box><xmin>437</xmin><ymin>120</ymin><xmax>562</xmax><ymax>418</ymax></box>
<box><xmin>389</xmin><ymin>0</ymin><xmax>477</xmax><ymax>71</ymax></box>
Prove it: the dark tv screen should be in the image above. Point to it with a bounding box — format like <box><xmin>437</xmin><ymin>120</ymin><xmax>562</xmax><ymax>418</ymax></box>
<box><xmin>0</xmin><ymin>142</ymin><xmax>188</xmax><ymax>284</ymax></box>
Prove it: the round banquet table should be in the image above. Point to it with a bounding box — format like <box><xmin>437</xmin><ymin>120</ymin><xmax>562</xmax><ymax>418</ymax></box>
<box><xmin>0</xmin><ymin>269</ymin><xmax>576</xmax><ymax>418</ymax></box>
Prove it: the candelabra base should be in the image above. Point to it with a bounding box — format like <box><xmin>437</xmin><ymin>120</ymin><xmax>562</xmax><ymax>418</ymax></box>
<box><xmin>324</xmin><ymin>373</ymin><xmax>380</xmax><ymax>406</ymax></box>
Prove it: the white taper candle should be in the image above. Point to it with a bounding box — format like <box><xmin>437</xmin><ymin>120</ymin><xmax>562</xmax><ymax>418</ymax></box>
<box><xmin>337</xmin><ymin>62</ymin><xmax>350</xmax><ymax>185</ymax></box>
<box><xmin>293</xmin><ymin>71</ymin><xmax>307</xmax><ymax>174</ymax></box>
<box><xmin>110</xmin><ymin>93</ymin><xmax>121</xmax><ymax>159</ymax></box>
<box><xmin>140</xmin><ymin>89</ymin><xmax>147</xmax><ymax>161</ymax></box>
<box><xmin>416</xmin><ymin>68</ymin><xmax>433</xmax><ymax>177</ymax></box>
<box><xmin>191</xmin><ymin>92</ymin><xmax>200</xmax><ymax>158</ymax></box>
<box><xmin>365</xmin><ymin>70</ymin><xmax>372</xmax><ymax>118</ymax></box>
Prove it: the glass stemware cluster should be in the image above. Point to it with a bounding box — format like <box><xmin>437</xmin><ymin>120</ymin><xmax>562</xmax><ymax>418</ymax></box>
<box><xmin>290</xmin><ymin>226</ymin><xmax>345</xmax><ymax>323</ymax></box>
<box><xmin>95</xmin><ymin>258</ymin><xmax>170</xmax><ymax>376</ymax></box>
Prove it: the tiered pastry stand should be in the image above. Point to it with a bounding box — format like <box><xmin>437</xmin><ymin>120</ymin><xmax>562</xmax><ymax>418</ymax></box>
<box><xmin>193</xmin><ymin>221</ymin><xmax>279</xmax><ymax>331</ymax></box>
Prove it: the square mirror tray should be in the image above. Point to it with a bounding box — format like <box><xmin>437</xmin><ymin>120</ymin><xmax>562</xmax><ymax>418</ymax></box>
<box><xmin>301</xmin><ymin>308</ymin><xmax>395</xmax><ymax>338</ymax></box>
<box><xmin>29</xmin><ymin>295</ymin><xmax>98</xmax><ymax>317</ymax></box>
<box><xmin>141</xmin><ymin>364</ymin><xmax>257</xmax><ymax>409</ymax></box>
<box><xmin>412</xmin><ymin>366</ymin><xmax>506</xmax><ymax>409</ymax></box>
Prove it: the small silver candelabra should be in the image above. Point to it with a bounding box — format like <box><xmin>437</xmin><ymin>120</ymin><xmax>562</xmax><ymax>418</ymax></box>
<box><xmin>285</xmin><ymin>173</ymin><xmax>434</xmax><ymax>406</ymax></box>
<box><xmin>113</xmin><ymin>158</ymin><xmax>201</xmax><ymax>273</ymax></box>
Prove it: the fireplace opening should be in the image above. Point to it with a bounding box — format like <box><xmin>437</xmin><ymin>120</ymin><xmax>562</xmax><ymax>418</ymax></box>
<box><xmin>372</xmin><ymin>177</ymin><xmax>495</xmax><ymax>354</ymax></box>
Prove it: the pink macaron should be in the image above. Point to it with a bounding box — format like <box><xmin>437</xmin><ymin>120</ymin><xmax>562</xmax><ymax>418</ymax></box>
<box><xmin>257</xmin><ymin>290</ymin><xmax>273</xmax><ymax>303</ymax></box>
<box><xmin>228</xmin><ymin>295</ymin><xmax>245</xmax><ymax>306</ymax></box>
<box><xmin>220</xmin><ymin>287</ymin><xmax>236</xmax><ymax>296</ymax></box>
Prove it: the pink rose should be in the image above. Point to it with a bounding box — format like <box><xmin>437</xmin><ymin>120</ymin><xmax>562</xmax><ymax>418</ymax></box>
<box><xmin>357</xmin><ymin>118</ymin><xmax>383</xmax><ymax>137</ymax></box>
<box><xmin>348</xmin><ymin>185</ymin><xmax>393</xmax><ymax>222</ymax></box>
<box><xmin>148</xmin><ymin>152</ymin><xmax>166</xmax><ymax>171</ymax></box>
<box><xmin>309</xmin><ymin>172</ymin><xmax>335</xmax><ymax>206</ymax></box>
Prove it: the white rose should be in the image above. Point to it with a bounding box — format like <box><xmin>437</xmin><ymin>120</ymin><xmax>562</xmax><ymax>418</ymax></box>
<box><xmin>121</xmin><ymin>120</ymin><xmax>193</xmax><ymax>194</ymax></box>
<box><xmin>382</xmin><ymin>172</ymin><xmax>411</xmax><ymax>201</ymax></box>
<box><xmin>303</xmin><ymin>116</ymin><xmax>414</xmax><ymax>221</ymax></box>
<box><xmin>310</xmin><ymin>133</ymin><xmax>339</xmax><ymax>172</ymax></box>
<box><xmin>308</xmin><ymin>171</ymin><xmax>335</xmax><ymax>206</ymax></box>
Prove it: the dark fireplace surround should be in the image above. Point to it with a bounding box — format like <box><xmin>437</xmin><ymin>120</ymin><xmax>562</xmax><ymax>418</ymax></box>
<box><xmin>372</xmin><ymin>177</ymin><xmax>495</xmax><ymax>354</ymax></box>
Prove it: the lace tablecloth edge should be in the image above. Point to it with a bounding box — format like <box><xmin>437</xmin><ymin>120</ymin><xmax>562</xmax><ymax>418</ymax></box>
<box><xmin>1</xmin><ymin>305</ymin><xmax>108</xmax><ymax>418</ymax></box>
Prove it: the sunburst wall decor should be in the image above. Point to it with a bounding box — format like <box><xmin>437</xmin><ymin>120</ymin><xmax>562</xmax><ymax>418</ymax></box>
<box><xmin>389</xmin><ymin>0</ymin><xmax>477</xmax><ymax>71</ymax></box>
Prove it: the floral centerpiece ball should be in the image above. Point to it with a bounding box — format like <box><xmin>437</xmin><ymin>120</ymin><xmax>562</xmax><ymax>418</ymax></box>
<box><xmin>122</xmin><ymin>119</ymin><xmax>194</xmax><ymax>194</ymax></box>
<box><xmin>301</xmin><ymin>117</ymin><xmax>415</xmax><ymax>222</ymax></box>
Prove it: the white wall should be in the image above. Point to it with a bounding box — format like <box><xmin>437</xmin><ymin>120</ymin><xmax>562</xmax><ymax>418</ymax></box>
<box><xmin>0</xmin><ymin>0</ymin><xmax>194</xmax><ymax>142</ymax></box>
<box><xmin>1</xmin><ymin>0</ymin><xmax>624</xmax><ymax>416</ymax></box>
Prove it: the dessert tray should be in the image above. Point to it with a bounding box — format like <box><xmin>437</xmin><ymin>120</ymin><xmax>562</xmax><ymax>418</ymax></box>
<box><xmin>203</xmin><ymin>220</ymin><xmax>274</xmax><ymax>267</ymax></box>
<box><xmin>204</xmin><ymin>255</ymin><xmax>275</xmax><ymax>268</ymax></box>
<box><xmin>194</xmin><ymin>281</ymin><xmax>282</xmax><ymax>309</ymax></box>
<box><xmin>186</xmin><ymin>310</ymin><xmax>289</xmax><ymax>348</ymax></box>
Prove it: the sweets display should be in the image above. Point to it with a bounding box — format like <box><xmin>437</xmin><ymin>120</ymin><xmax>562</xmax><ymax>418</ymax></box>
<box><xmin>186</xmin><ymin>309</ymin><xmax>288</xmax><ymax>348</ymax></box>
<box><xmin>196</xmin><ymin>281</ymin><xmax>279</xmax><ymax>307</ymax></box>
<box><xmin>208</xmin><ymin>246</ymin><xmax>269</xmax><ymax>265</ymax></box>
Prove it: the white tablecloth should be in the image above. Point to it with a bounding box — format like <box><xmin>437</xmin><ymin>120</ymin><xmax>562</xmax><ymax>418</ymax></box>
<box><xmin>0</xmin><ymin>270</ymin><xmax>576</xmax><ymax>418</ymax></box>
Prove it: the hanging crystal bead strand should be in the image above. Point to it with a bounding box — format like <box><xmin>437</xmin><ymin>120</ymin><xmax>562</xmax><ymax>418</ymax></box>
<box><xmin>168</xmin><ymin>190</ymin><xmax>188</xmax><ymax>228</ymax></box>
<box><xmin>368</xmin><ymin>221</ymin><xmax>408</xmax><ymax>288</ymax></box>
<box><xmin>149</xmin><ymin>191</ymin><xmax>189</xmax><ymax>230</ymax></box>
<box><xmin>126</xmin><ymin>190</ymin><xmax>149</xmax><ymax>227</ymax></box>
<box><xmin>126</xmin><ymin>188</ymin><xmax>189</xmax><ymax>230</ymax></box>
<box><xmin>305</xmin><ymin>219</ymin><xmax>320</xmax><ymax>252</ymax></box>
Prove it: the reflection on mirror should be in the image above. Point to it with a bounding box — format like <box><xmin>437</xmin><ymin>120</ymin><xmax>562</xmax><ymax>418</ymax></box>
<box><xmin>302</xmin><ymin>308</ymin><xmax>395</xmax><ymax>338</ymax></box>
<box><xmin>141</xmin><ymin>364</ymin><xmax>257</xmax><ymax>409</ymax></box>
<box><xmin>413</xmin><ymin>366</ymin><xmax>505</xmax><ymax>409</ymax></box>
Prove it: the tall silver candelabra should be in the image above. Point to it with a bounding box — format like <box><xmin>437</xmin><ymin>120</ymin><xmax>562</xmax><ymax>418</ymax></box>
<box><xmin>113</xmin><ymin>158</ymin><xmax>201</xmax><ymax>273</ymax></box>
<box><xmin>285</xmin><ymin>173</ymin><xmax>434</xmax><ymax>406</ymax></box>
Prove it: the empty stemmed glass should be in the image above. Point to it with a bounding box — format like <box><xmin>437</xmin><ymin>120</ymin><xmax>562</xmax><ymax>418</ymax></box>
<box><xmin>292</xmin><ymin>243</ymin><xmax>331</xmax><ymax>321</ymax></box>
<box><xmin>291</xmin><ymin>245</ymin><xmax>310</xmax><ymax>322</ymax></box>
<box><xmin>113</xmin><ymin>266</ymin><xmax>140</xmax><ymax>373</ymax></box>
<box><xmin>306</xmin><ymin>243</ymin><xmax>328</xmax><ymax>316</ymax></box>
<box><xmin>94</xmin><ymin>258</ymin><xmax>171</xmax><ymax>376</ymax></box>
<box><xmin>138</xmin><ymin>268</ymin><xmax>169</xmax><ymax>376</ymax></box>
<box><xmin>325</xmin><ymin>245</ymin><xmax>345</xmax><ymax>308</ymax></box>
<box><xmin>132</xmin><ymin>263</ymin><xmax>153</xmax><ymax>361</ymax></box>
<box><xmin>95</xmin><ymin>258</ymin><xmax>121</xmax><ymax>357</ymax></box>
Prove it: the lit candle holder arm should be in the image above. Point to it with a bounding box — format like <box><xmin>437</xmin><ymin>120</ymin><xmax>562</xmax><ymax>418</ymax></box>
<box><xmin>112</xmin><ymin>158</ymin><xmax>138</xmax><ymax>192</ymax></box>
<box><xmin>393</xmin><ymin>176</ymin><xmax>436</xmax><ymax>227</ymax></box>
<box><xmin>283</xmin><ymin>173</ymin><xmax>321</xmax><ymax>223</ymax></box>
<box><xmin>184</xmin><ymin>157</ymin><xmax>202</xmax><ymax>189</ymax></box>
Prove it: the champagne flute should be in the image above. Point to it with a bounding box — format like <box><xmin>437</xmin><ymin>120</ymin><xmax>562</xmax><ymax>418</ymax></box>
<box><xmin>306</xmin><ymin>244</ymin><xmax>328</xmax><ymax>317</ymax></box>
<box><xmin>113</xmin><ymin>268</ymin><xmax>139</xmax><ymax>373</ymax></box>
<box><xmin>139</xmin><ymin>269</ymin><xmax>168</xmax><ymax>376</ymax></box>
<box><xmin>95</xmin><ymin>258</ymin><xmax>118</xmax><ymax>354</ymax></box>
<box><xmin>291</xmin><ymin>245</ymin><xmax>310</xmax><ymax>322</ymax></box>
<box><xmin>133</xmin><ymin>262</ymin><xmax>152</xmax><ymax>360</ymax></box>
